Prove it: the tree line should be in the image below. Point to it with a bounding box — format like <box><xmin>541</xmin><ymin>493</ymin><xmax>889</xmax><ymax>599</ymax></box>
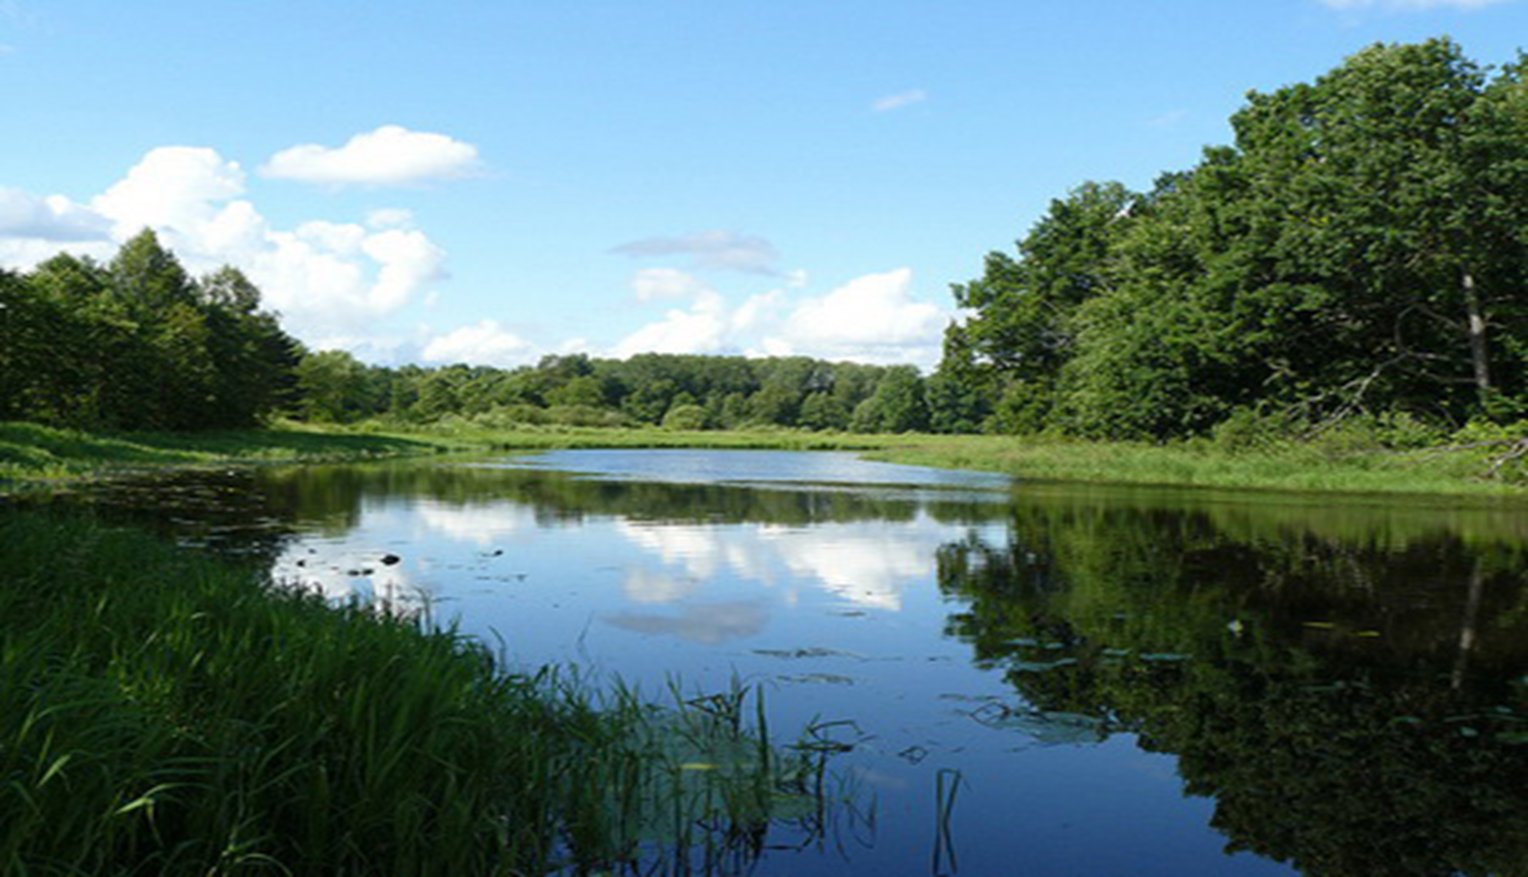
<box><xmin>941</xmin><ymin>39</ymin><xmax>1528</xmax><ymax>441</ymax></box>
<box><xmin>5</xmin><ymin>40</ymin><xmax>1522</xmax><ymax>444</ymax></box>
<box><xmin>0</xmin><ymin>231</ymin><xmax>950</xmax><ymax>434</ymax></box>
<box><xmin>0</xmin><ymin>230</ymin><xmax>300</xmax><ymax>430</ymax></box>
<box><xmin>293</xmin><ymin>348</ymin><xmax>948</xmax><ymax>433</ymax></box>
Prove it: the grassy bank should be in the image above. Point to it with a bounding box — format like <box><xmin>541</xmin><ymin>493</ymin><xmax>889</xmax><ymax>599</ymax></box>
<box><xmin>0</xmin><ymin>420</ymin><xmax>456</xmax><ymax>489</ymax></box>
<box><xmin>862</xmin><ymin>435</ymin><xmax>1528</xmax><ymax>499</ymax></box>
<box><xmin>0</xmin><ymin>512</ymin><xmax>830</xmax><ymax>875</ymax></box>
<box><xmin>391</xmin><ymin>421</ymin><xmax>1528</xmax><ymax>499</ymax></box>
<box><xmin>5</xmin><ymin>417</ymin><xmax>1526</xmax><ymax>499</ymax></box>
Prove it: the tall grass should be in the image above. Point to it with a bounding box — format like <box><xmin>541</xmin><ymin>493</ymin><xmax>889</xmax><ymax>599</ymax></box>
<box><xmin>0</xmin><ymin>421</ymin><xmax>450</xmax><ymax>490</ymax></box>
<box><xmin>0</xmin><ymin>512</ymin><xmax>830</xmax><ymax>875</ymax></box>
<box><xmin>8</xmin><ymin>415</ymin><xmax>1526</xmax><ymax>500</ymax></box>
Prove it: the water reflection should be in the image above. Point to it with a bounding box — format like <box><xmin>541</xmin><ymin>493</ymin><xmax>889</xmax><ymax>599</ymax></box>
<box><xmin>31</xmin><ymin>454</ymin><xmax>1528</xmax><ymax>877</ymax></box>
<box><xmin>937</xmin><ymin>485</ymin><xmax>1528</xmax><ymax>877</ymax></box>
<box><xmin>605</xmin><ymin>600</ymin><xmax>772</xmax><ymax>644</ymax></box>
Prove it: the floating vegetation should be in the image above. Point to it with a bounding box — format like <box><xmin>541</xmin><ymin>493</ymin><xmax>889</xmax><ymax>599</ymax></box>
<box><xmin>1009</xmin><ymin>657</ymin><xmax>1080</xmax><ymax>673</ymax></box>
<box><xmin>967</xmin><ymin>703</ymin><xmax>1114</xmax><ymax>746</ymax></box>
<box><xmin>781</xmin><ymin>673</ymin><xmax>857</xmax><ymax>686</ymax></box>
<box><xmin>753</xmin><ymin>647</ymin><xmax>864</xmax><ymax>661</ymax></box>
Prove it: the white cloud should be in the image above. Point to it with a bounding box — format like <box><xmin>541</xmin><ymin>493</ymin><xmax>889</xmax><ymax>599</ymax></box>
<box><xmin>763</xmin><ymin>268</ymin><xmax>946</xmax><ymax>367</ymax></box>
<box><xmin>610</xmin><ymin>266</ymin><xmax>948</xmax><ymax>366</ymax></box>
<box><xmin>632</xmin><ymin>267</ymin><xmax>709</xmax><ymax>303</ymax></box>
<box><xmin>0</xmin><ymin>145</ymin><xmax>448</xmax><ymax>341</ymax></box>
<box><xmin>730</xmin><ymin>288</ymin><xmax>785</xmax><ymax>333</ymax></box>
<box><xmin>0</xmin><ymin>188</ymin><xmax>109</xmax><ymax>242</ymax></box>
<box><xmin>873</xmin><ymin>89</ymin><xmax>929</xmax><ymax>113</ymax></box>
<box><xmin>366</xmin><ymin>208</ymin><xmax>415</xmax><ymax>230</ymax></box>
<box><xmin>612</xmin><ymin>229</ymin><xmax>780</xmax><ymax>275</ymax></box>
<box><xmin>612</xmin><ymin>289</ymin><xmax>729</xmax><ymax>357</ymax></box>
<box><xmin>421</xmin><ymin>319</ymin><xmax>534</xmax><ymax>367</ymax></box>
<box><xmin>262</xmin><ymin>125</ymin><xmax>481</xmax><ymax>186</ymax></box>
<box><xmin>93</xmin><ymin>146</ymin><xmax>251</xmax><ymax>242</ymax></box>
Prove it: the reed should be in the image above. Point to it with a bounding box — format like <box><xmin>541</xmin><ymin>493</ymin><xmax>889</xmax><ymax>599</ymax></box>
<box><xmin>0</xmin><ymin>512</ymin><xmax>828</xmax><ymax>875</ymax></box>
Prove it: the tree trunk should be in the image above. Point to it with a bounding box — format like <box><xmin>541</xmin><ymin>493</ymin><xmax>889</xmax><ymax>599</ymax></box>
<box><xmin>1462</xmin><ymin>269</ymin><xmax>1491</xmax><ymax>394</ymax></box>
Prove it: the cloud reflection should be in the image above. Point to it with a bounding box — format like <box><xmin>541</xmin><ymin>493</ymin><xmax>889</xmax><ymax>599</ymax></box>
<box><xmin>272</xmin><ymin>549</ymin><xmax>429</xmax><ymax>616</ymax></box>
<box><xmin>415</xmin><ymin>500</ymin><xmax>534</xmax><ymax>547</ymax></box>
<box><xmin>617</xmin><ymin>518</ymin><xmax>950</xmax><ymax>611</ymax></box>
<box><xmin>605</xmin><ymin>601</ymin><xmax>770</xmax><ymax>644</ymax></box>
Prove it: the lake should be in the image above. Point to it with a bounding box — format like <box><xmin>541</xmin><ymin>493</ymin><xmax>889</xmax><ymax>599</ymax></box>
<box><xmin>50</xmin><ymin>449</ymin><xmax>1528</xmax><ymax>876</ymax></box>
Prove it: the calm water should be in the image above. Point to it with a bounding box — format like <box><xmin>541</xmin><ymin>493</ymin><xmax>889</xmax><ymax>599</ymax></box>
<box><xmin>48</xmin><ymin>450</ymin><xmax>1528</xmax><ymax>877</ymax></box>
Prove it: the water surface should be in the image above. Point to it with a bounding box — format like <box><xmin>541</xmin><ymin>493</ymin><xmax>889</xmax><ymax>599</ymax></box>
<box><xmin>48</xmin><ymin>450</ymin><xmax>1528</xmax><ymax>877</ymax></box>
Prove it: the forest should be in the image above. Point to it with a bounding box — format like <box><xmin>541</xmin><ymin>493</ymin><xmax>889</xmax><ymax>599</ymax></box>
<box><xmin>943</xmin><ymin>39</ymin><xmax>1528</xmax><ymax>443</ymax></box>
<box><xmin>2</xmin><ymin>40</ymin><xmax>1525</xmax><ymax>449</ymax></box>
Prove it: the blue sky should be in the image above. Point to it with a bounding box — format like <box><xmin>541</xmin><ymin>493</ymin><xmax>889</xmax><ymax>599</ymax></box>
<box><xmin>2</xmin><ymin>0</ymin><xmax>1525</xmax><ymax>369</ymax></box>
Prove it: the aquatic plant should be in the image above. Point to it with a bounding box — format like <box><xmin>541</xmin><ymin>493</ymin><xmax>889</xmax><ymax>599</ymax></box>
<box><xmin>0</xmin><ymin>511</ymin><xmax>836</xmax><ymax>875</ymax></box>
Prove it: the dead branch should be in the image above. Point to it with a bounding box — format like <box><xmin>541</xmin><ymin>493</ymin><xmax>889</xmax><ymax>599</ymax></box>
<box><xmin>1485</xmin><ymin>437</ymin><xmax>1528</xmax><ymax>481</ymax></box>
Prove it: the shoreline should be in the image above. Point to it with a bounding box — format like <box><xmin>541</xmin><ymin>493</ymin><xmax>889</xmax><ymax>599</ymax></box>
<box><xmin>3</xmin><ymin>419</ymin><xmax>1524</xmax><ymax>502</ymax></box>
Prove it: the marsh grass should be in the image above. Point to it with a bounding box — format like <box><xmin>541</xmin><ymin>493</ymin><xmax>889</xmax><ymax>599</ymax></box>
<box><xmin>7</xmin><ymin>416</ymin><xmax>1526</xmax><ymax>500</ymax></box>
<box><xmin>0</xmin><ymin>512</ymin><xmax>834</xmax><ymax>876</ymax></box>
<box><xmin>0</xmin><ymin>421</ymin><xmax>449</xmax><ymax>491</ymax></box>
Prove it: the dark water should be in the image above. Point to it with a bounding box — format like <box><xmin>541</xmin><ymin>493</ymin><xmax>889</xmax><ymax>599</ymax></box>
<box><xmin>40</xmin><ymin>450</ymin><xmax>1528</xmax><ymax>877</ymax></box>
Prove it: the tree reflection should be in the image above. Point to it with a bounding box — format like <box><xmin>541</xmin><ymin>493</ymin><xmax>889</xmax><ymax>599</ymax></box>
<box><xmin>937</xmin><ymin>493</ymin><xmax>1528</xmax><ymax>877</ymax></box>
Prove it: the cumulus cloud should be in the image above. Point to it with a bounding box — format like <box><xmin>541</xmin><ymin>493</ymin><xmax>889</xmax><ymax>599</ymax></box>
<box><xmin>612</xmin><ymin>229</ymin><xmax>780</xmax><ymax>275</ymax></box>
<box><xmin>0</xmin><ymin>188</ymin><xmax>109</xmax><ymax>242</ymax></box>
<box><xmin>612</xmin><ymin>289</ymin><xmax>729</xmax><ymax>357</ymax></box>
<box><xmin>873</xmin><ymin>89</ymin><xmax>928</xmax><ymax>112</ymax></box>
<box><xmin>421</xmin><ymin>319</ymin><xmax>534</xmax><ymax>367</ymax></box>
<box><xmin>0</xmin><ymin>145</ymin><xmax>448</xmax><ymax>340</ymax></box>
<box><xmin>631</xmin><ymin>267</ymin><xmax>709</xmax><ymax>303</ymax></box>
<box><xmin>763</xmin><ymin>268</ymin><xmax>946</xmax><ymax>366</ymax></box>
<box><xmin>262</xmin><ymin>125</ymin><xmax>481</xmax><ymax>186</ymax></box>
<box><xmin>610</xmin><ymin>266</ymin><xmax>949</xmax><ymax>366</ymax></box>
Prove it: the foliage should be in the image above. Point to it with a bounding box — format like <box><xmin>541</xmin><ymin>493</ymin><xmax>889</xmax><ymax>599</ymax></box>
<box><xmin>0</xmin><ymin>232</ymin><xmax>300</xmax><ymax>431</ymax></box>
<box><xmin>284</xmin><ymin>350</ymin><xmax>940</xmax><ymax>435</ymax></box>
<box><xmin>944</xmin><ymin>39</ymin><xmax>1528</xmax><ymax>441</ymax></box>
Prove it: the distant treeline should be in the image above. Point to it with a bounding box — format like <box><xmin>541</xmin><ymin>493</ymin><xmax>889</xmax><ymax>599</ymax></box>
<box><xmin>293</xmin><ymin>349</ymin><xmax>953</xmax><ymax>433</ymax></box>
<box><xmin>0</xmin><ymin>232</ymin><xmax>955</xmax><ymax>435</ymax></box>
<box><xmin>941</xmin><ymin>39</ymin><xmax>1528</xmax><ymax>442</ymax></box>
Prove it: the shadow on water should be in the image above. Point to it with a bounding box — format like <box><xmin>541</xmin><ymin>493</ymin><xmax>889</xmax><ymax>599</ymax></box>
<box><xmin>937</xmin><ymin>483</ymin><xmax>1528</xmax><ymax>877</ymax></box>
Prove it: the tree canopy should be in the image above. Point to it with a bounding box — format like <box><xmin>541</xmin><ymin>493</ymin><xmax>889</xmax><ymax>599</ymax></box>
<box><xmin>944</xmin><ymin>39</ymin><xmax>1528</xmax><ymax>440</ymax></box>
<box><xmin>0</xmin><ymin>231</ymin><xmax>300</xmax><ymax>430</ymax></box>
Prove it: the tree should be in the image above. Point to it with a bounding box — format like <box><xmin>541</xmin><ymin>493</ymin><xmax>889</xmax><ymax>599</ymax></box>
<box><xmin>942</xmin><ymin>182</ymin><xmax>1138</xmax><ymax>433</ymax></box>
<box><xmin>941</xmin><ymin>40</ymin><xmax>1528</xmax><ymax>439</ymax></box>
<box><xmin>295</xmin><ymin>350</ymin><xmax>372</xmax><ymax>423</ymax></box>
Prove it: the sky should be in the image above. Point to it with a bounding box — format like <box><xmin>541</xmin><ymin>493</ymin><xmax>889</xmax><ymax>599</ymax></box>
<box><xmin>1</xmin><ymin>0</ymin><xmax>1525</xmax><ymax>371</ymax></box>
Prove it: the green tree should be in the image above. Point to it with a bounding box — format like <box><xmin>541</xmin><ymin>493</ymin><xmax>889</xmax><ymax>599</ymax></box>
<box><xmin>295</xmin><ymin>350</ymin><xmax>372</xmax><ymax>423</ymax></box>
<box><xmin>941</xmin><ymin>181</ymin><xmax>1137</xmax><ymax>433</ymax></box>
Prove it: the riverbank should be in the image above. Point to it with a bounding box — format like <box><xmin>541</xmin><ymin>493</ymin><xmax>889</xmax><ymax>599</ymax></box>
<box><xmin>0</xmin><ymin>511</ymin><xmax>818</xmax><ymax>874</ymax></box>
<box><xmin>3</xmin><ymin>419</ymin><xmax>1524</xmax><ymax>499</ymax></box>
<box><xmin>368</xmin><ymin>421</ymin><xmax>1528</xmax><ymax>499</ymax></box>
<box><xmin>0</xmin><ymin>420</ymin><xmax>457</xmax><ymax>489</ymax></box>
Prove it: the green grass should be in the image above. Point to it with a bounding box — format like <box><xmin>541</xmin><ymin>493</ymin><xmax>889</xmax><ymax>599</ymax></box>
<box><xmin>0</xmin><ymin>421</ymin><xmax>454</xmax><ymax>490</ymax></box>
<box><xmin>0</xmin><ymin>512</ymin><xmax>833</xmax><ymax>876</ymax></box>
<box><xmin>6</xmin><ymin>417</ymin><xmax>1526</xmax><ymax>500</ymax></box>
<box><xmin>860</xmin><ymin>434</ymin><xmax>1528</xmax><ymax>499</ymax></box>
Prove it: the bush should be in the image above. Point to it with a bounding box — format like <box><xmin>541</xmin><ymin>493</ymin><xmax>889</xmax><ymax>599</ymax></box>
<box><xmin>661</xmin><ymin>403</ymin><xmax>709</xmax><ymax>431</ymax></box>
